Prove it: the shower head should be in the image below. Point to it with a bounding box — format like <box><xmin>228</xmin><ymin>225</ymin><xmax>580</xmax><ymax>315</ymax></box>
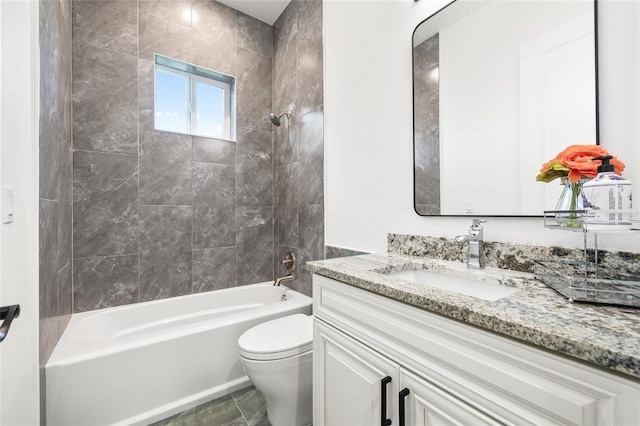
<box><xmin>269</xmin><ymin>111</ymin><xmax>290</xmax><ymax>127</ymax></box>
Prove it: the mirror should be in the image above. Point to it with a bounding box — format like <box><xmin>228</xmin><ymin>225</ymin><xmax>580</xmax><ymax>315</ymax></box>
<box><xmin>413</xmin><ymin>0</ymin><xmax>597</xmax><ymax>216</ymax></box>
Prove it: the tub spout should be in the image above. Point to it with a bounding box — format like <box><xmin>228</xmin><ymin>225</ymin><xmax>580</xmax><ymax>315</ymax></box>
<box><xmin>273</xmin><ymin>273</ymin><xmax>294</xmax><ymax>286</ymax></box>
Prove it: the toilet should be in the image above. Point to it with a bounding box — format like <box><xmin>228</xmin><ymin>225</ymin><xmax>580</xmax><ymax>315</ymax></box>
<box><xmin>238</xmin><ymin>314</ymin><xmax>313</xmax><ymax>426</ymax></box>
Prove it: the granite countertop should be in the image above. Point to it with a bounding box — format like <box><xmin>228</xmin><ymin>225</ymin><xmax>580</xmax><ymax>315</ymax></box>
<box><xmin>307</xmin><ymin>253</ymin><xmax>640</xmax><ymax>380</ymax></box>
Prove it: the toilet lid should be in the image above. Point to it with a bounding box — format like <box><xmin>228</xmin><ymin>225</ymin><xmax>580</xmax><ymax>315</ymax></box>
<box><xmin>239</xmin><ymin>314</ymin><xmax>313</xmax><ymax>360</ymax></box>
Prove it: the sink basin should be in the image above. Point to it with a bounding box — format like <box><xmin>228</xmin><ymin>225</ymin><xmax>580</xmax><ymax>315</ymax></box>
<box><xmin>387</xmin><ymin>269</ymin><xmax>520</xmax><ymax>301</ymax></box>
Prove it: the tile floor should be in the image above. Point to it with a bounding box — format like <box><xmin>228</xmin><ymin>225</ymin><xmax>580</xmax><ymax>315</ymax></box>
<box><xmin>150</xmin><ymin>385</ymin><xmax>270</xmax><ymax>426</ymax></box>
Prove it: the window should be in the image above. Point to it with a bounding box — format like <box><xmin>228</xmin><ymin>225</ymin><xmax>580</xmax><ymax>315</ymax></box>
<box><xmin>154</xmin><ymin>55</ymin><xmax>236</xmax><ymax>140</ymax></box>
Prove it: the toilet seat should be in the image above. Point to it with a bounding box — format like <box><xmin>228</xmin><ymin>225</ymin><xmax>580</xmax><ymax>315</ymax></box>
<box><xmin>239</xmin><ymin>314</ymin><xmax>313</xmax><ymax>361</ymax></box>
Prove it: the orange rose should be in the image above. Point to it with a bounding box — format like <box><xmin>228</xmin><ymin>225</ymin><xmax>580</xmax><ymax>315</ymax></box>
<box><xmin>536</xmin><ymin>144</ymin><xmax>626</xmax><ymax>183</ymax></box>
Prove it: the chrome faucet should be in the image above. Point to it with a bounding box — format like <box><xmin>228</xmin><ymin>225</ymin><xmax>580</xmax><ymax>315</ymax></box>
<box><xmin>454</xmin><ymin>219</ymin><xmax>486</xmax><ymax>269</ymax></box>
<box><xmin>273</xmin><ymin>252</ymin><xmax>296</xmax><ymax>286</ymax></box>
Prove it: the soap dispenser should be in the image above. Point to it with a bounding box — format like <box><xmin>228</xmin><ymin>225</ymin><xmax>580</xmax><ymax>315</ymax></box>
<box><xmin>583</xmin><ymin>155</ymin><xmax>633</xmax><ymax>230</ymax></box>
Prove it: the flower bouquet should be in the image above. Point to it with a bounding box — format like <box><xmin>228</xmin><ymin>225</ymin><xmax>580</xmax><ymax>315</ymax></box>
<box><xmin>536</xmin><ymin>144</ymin><xmax>625</xmax><ymax>227</ymax></box>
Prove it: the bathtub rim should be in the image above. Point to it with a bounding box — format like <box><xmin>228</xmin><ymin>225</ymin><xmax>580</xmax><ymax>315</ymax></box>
<box><xmin>47</xmin><ymin>282</ymin><xmax>312</xmax><ymax>367</ymax></box>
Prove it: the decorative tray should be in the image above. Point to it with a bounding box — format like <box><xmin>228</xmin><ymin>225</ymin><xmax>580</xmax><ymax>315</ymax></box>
<box><xmin>534</xmin><ymin>259</ymin><xmax>640</xmax><ymax>308</ymax></box>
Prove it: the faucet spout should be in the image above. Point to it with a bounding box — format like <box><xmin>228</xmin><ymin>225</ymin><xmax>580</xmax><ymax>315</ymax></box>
<box><xmin>454</xmin><ymin>234</ymin><xmax>476</xmax><ymax>243</ymax></box>
<box><xmin>273</xmin><ymin>273</ymin><xmax>294</xmax><ymax>286</ymax></box>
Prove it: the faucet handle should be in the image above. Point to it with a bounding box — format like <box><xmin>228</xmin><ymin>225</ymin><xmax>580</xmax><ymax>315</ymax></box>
<box><xmin>471</xmin><ymin>218</ymin><xmax>486</xmax><ymax>228</ymax></box>
<box><xmin>281</xmin><ymin>252</ymin><xmax>296</xmax><ymax>271</ymax></box>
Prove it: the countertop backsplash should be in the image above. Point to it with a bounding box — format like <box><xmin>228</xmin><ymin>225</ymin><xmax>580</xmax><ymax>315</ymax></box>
<box><xmin>388</xmin><ymin>233</ymin><xmax>640</xmax><ymax>275</ymax></box>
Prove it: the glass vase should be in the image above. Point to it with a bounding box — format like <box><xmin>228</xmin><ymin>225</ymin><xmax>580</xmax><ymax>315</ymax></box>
<box><xmin>554</xmin><ymin>177</ymin><xmax>588</xmax><ymax>228</ymax></box>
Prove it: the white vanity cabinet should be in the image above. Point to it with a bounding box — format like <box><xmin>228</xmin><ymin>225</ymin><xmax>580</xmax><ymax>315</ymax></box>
<box><xmin>312</xmin><ymin>274</ymin><xmax>640</xmax><ymax>426</ymax></box>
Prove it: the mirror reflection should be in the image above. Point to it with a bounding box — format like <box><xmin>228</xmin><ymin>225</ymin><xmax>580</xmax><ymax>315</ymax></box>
<box><xmin>413</xmin><ymin>0</ymin><xmax>597</xmax><ymax>216</ymax></box>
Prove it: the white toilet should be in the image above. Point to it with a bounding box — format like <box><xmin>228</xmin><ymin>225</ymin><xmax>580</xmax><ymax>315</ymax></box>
<box><xmin>238</xmin><ymin>314</ymin><xmax>313</xmax><ymax>426</ymax></box>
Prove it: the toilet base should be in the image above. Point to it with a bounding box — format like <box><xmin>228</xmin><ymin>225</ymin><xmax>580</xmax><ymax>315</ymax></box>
<box><xmin>241</xmin><ymin>351</ymin><xmax>312</xmax><ymax>426</ymax></box>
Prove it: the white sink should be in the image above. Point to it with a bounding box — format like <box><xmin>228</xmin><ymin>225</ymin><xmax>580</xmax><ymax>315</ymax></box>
<box><xmin>387</xmin><ymin>269</ymin><xmax>520</xmax><ymax>301</ymax></box>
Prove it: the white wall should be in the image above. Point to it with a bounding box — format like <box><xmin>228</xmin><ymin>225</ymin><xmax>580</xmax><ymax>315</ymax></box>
<box><xmin>0</xmin><ymin>0</ymin><xmax>40</xmax><ymax>423</ymax></box>
<box><xmin>324</xmin><ymin>0</ymin><xmax>640</xmax><ymax>254</ymax></box>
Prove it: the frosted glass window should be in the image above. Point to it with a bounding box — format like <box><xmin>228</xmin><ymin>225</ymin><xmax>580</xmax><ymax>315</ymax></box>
<box><xmin>154</xmin><ymin>55</ymin><xmax>235</xmax><ymax>140</ymax></box>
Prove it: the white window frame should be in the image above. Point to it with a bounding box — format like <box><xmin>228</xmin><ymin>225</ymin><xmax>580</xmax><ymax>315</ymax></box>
<box><xmin>154</xmin><ymin>55</ymin><xmax>236</xmax><ymax>141</ymax></box>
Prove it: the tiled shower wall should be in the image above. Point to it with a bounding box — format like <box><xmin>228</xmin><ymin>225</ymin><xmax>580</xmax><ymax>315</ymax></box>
<box><xmin>273</xmin><ymin>0</ymin><xmax>324</xmax><ymax>296</ymax></box>
<box><xmin>39</xmin><ymin>0</ymin><xmax>73</xmax><ymax>371</ymax></box>
<box><xmin>72</xmin><ymin>0</ymin><xmax>276</xmax><ymax>312</ymax></box>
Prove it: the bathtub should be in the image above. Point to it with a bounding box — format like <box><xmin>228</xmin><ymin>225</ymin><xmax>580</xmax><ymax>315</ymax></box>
<box><xmin>46</xmin><ymin>283</ymin><xmax>312</xmax><ymax>426</ymax></box>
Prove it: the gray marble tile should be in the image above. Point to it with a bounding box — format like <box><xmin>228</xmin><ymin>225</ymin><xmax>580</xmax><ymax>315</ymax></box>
<box><xmin>296</xmin><ymin>4</ymin><xmax>323</xmax><ymax>116</ymax></box>
<box><xmin>139</xmin><ymin>131</ymin><xmax>193</xmax><ymax>206</ymax></box>
<box><xmin>232</xmin><ymin>385</ymin><xmax>268</xmax><ymax>426</ymax></box>
<box><xmin>192</xmin><ymin>247</ymin><xmax>237</xmax><ymax>293</ymax></box>
<box><xmin>298</xmin><ymin>204</ymin><xmax>324</xmax><ymax>295</ymax></box>
<box><xmin>39</xmin><ymin>124</ymin><xmax>65</xmax><ymax>202</ymax></box>
<box><xmin>413</xmin><ymin>34</ymin><xmax>440</xmax><ymax>212</ymax></box>
<box><xmin>149</xmin><ymin>406</ymin><xmax>197</xmax><ymax>426</ymax></box>
<box><xmin>139</xmin><ymin>5</ymin><xmax>192</xmax><ymax>62</ymax></box>
<box><xmin>274</xmin><ymin>115</ymin><xmax>297</xmax><ymax>167</ymax></box>
<box><xmin>192</xmin><ymin>136</ymin><xmax>236</xmax><ymax>165</ymax></box>
<box><xmin>73</xmin><ymin>150</ymin><xmax>139</xmax><ymax>258</ymax></box>
<box><xmin>73</xmin><ymin>255</ymin><xmax>139</xmax><ymax>312</ymax></box>
<box><xmin>39</xmin><ymin>33</ymin><xmax>62</xmax><ymax>200</ymax></box>
<box><xmin>39</xmin><ymin>0</ymin><xmax>73</xmax><ymax>372</ymax></box>
<box><xmin>139</xmin><ymin>108</ymin><xmax>155</xmax><ymax>135</ymax></box>
<box><xmin>138</xmin><ymin>58</ymin><xmax>155</xmax><ymax>111</ymax></box>
<box><xmin>273</xmin><ymin>205</ymin><xmax>279</xmax><ymax>282</ymax></box>
<box><xmin>415</xmin><ymin>204</ymin><xmax>441</xmax><ymax>216</ymax></box>
<box><xmin>139</xmin><ymin>206</ymin><xmax>193</xmax><ymax>302</ymax></box>
<box><xmin>273</xmin><ymin>5</ymin><xmax>298</xmax><ymax>119</ymax></box>
<box><xmin>73</xmin><ymin>41</ymin><xmax>138</xmax><ymax>154</ymax></box>
<box><xmin>58</xmin><ymin>262</ymin><xmax>73</xmax><ymax>317</ymax></box>
<box><xmin>414</xmin><ymin>129</ymin><xmax>440</xmax><ymax>207</ymax></box>
<box><xmin>191</xmin><ymin>0</ymin><xmax>236</xmax><ymax>75</ymax></box>
<box><xmin>277</xmin><ymin>163</ymin><xmax>299</xmax><ymax>247</ymax></box>
<box><xmin>324</xmin><ymin>245</ymin><xmax>369</xmax><ymax>259</ymax></box>
<box><xmin>236</xmin><ymin>11</ymin><xmax>273</xmax><ymax>58</ymax></box>
<box><xmin>40</xmin><ymin>199</ymin><xmax>59</xmax><ymax>321</ymax></box>
<box><xmin>237</xmin><ymin>47</ymin><xmax>272</xmax><ymax>133</ymax></box>
<box><xmin>59</xmin><ymin>44</ymin><xmax>73</xmax><ymax>147</ymax></box>
<box><xmin>197</xmin><ymin>394</ymin><xmax>245</xmax><ymax>426</ymax></box>
<box><xmin>57</xmin><ymin>186</ymin><xmax>72</xmax><ymax>271</ymax></box>
<box><xmin>72</xmin><ymin>0</ymin><xmax>138</xmax><ymax>56</ymax></box>
<box><xmin>192</xmin><ymin>162</ymin><xmax>236</xmax><ymax>248</ymax></box>
<box><xmin>237</xmin><ymin>127</ymin><xmax>273</xmax><ymax>206</ymax></box>
<box><xmin>293</xmin><ymin>0</ymin><xmax>322</xmax><ymax>24</ymax></box>
<box><xmin>39</xmin><ymin>0</ymin><xmax>61</xmax><ymax>49</ymax></box>
<box><xmin>298</xmin><ymin>108</ymin><xmax>323</xmax><ymax>205</ymax></box>
<box><xmin>39</xmin><ymin>315</ymin><xmax>62</xmax><ymax>365</ymax></box>
<box><xmin>139</xmin><ymin>0</ymin><xmax>193</xmax><ymax>27</ymax></box>
<box><xmin>237</xmin><ymin>206</ymin><xmax>274</xmax><ymax>285</ymax></box>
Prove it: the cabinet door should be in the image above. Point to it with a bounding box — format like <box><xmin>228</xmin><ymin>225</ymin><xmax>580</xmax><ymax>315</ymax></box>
<box><xmin>398</xmin><ymin>368</ymin><xmax>501</xmax><ymax>426</ymax></box>
<box><xmin>314</xmin><ymin>319</ymin><xmax>399</xmax><ymax>426</ymax></box>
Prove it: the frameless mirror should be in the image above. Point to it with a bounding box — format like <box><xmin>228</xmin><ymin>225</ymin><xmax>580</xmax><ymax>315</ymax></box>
<box><xmin>413</xmin><ymin>0</ymin><xmax>597</xmax><ymax>216</ymax></box>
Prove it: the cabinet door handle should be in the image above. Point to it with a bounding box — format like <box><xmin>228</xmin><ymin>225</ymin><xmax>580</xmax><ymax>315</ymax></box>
<box><xmin>399</xmin><ymin>388</ymin><xmax>410</xmax><ymax>426</ymax></box>
<box><xmin>381</xmin><ymin>376</ymin><xmax>392</xmax><ymax>426</ymax></box>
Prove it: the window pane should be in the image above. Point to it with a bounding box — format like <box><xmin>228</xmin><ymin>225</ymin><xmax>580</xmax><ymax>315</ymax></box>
<box><xmin>195</xmin><ymin>81</ymin><xmax>224</xmax><ymax>138</ymax></box>
<box><xmin>155</xmin><ymin>69</ymin><xmax>189</xmax><ymax>134</ymax></box>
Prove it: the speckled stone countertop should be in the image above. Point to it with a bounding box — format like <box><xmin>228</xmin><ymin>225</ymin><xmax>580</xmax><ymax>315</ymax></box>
<box><xmin>307</xmin><ymin>253</ymin><xmax>640</xmax><ymax>380</ymax></box>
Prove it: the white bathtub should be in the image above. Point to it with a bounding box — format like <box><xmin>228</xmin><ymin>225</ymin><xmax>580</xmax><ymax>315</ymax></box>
<box><xmin>46</xmin><ymin>283</ymin><xmax>312</xmax><ymax>426</ymax></box>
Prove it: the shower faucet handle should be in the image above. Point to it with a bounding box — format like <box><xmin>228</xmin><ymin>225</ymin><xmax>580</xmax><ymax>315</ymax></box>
<box><xmin>281</xmin><ymin>252</ymin><xmax>296</xmax><ymax>271</ymax></box>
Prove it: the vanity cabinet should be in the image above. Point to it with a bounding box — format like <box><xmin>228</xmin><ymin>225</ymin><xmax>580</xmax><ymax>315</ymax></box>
<box><xmin>312</xmin><ymin>274</ymin><xmax>640</xmax><ymax>426</ymax></box>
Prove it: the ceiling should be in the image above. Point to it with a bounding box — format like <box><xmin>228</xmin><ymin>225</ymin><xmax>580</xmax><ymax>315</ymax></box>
<box><xmin>217</xmin><ymin>0</ymin><xmax>292</xmax><ymax>25</ymax></box>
